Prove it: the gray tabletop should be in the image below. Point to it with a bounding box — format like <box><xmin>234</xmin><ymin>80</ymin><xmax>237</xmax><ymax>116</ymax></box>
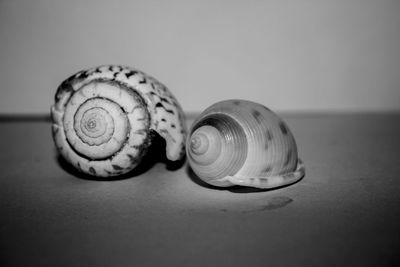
<box><xmin>1</xmin><ymin>113</ymin><xmax>399</xmax><ymax>266</ymax></box>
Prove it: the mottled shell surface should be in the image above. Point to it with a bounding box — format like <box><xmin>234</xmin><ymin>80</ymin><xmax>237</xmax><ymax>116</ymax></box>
<box><xmin>186</xmin><ymin>99</ymin><xmax>305</xmax><ymax>189</ymax></box>
<box><xmin>51</xmin><ymin>65</ymin><xmax>186</xmax><ymax>177</ymax></box>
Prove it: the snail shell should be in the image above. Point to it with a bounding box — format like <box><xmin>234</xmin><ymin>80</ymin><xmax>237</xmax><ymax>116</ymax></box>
<box><xmin>186</xmin><ymin>99</ymin><xmax>305</xmax><ymax>189</ymax></box>
<box><xmin>51</xmin><ymin>65</ymin><xmax>186</xmax><ymax>177</ymax></box>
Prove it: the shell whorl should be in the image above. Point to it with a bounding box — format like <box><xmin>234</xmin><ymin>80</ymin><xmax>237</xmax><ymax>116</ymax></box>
<box><xmin>187</xmin><ymin>100</ymin><xmax>305</xmax><ymax>189</ymax></box>
<box><xmin>51</xmin><ymin>65</ymin><xmax>186</xmax><ymax>177</ymax></box>
<box><xmin>187</xmin><ymin>114</ymin><xmax>247</xmax><ymax>186</ymax></box>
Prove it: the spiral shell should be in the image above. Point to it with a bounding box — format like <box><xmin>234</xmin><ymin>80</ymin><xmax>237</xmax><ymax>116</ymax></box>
<box><xmin>186</xmin><ymin>100</ymin><xmax>305</xmax><ymax>189</ymax></box>
<box><xmin>51</xmin><ymin>65</ymin><xmax>186</xmax><ymax>177</ymax></box>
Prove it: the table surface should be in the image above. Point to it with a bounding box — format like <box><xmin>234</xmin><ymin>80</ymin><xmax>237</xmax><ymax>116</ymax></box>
<box><xmin>1</xmin><ymin>113</ymin><xmax>400</xmax><ymax>267</ymax></box>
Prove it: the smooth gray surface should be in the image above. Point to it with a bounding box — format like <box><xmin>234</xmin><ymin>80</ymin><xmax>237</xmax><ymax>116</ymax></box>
<box><xmin>1</xmin><ymin>113</ymin><xmax>400</xmax><ymax>266</ymax></box>
<box><xmin>2</xmin><ymin>1</ymin><xmax>400</xmax><ymax>114</ymax></box>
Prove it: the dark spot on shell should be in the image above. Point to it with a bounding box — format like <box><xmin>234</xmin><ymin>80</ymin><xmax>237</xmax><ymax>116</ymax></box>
<box><xmin>279</xmin><ymin>122</ymin><xmax>288</xmax><ymax>135</ymax></box>
<box><xmin>171</xmin><ymin>123</ymin><xmax>176</xmax><ymax>128</ymax></box>
<box><xmin>155</xmin><ymin>102</ymin><xmax>175</xmax><ymax>114</ymax></box>
<box><xmin>78</xmin><ymin>70</ymin><xmax>89</xmax><ymax>79</ymax></box>
<box><xmin>108</xmin><ymin>66</ymin><xmax>113</xmax><ymax>72</ymax></box>
<box><xmin>252</xmin><ymin>110</ymin><xmax>262</xmax><ymax>123</ymax></box>
<box><xmin>127</xmin><ymin>154</ymin><xmax>140</xmax><ymax>165</ymax></box>
<box><xmin>233</xmin><ymin>100</ymin><xmax>241</xmax><ymax>105</ymax></box>
<box><xmin>94</xmin><ymin>67</ymin><xmax>102</xmax><ymax>73</ymax></box>
<box><xmin>161</xmin><ymin>118</ymin><xmax>166</xmax><ymax>122</ymax></box>
<box><xmin>263</xmin><ymin>165</ymin><xmax>272</xmax><ymax>174</ymax></box>
<box><xmin>89</xmin><ymin>167</ymin><xmax>96</xmax><ymax>175</ymax></box>
<box><xmin>125</xmin><ymin>70</ymin><xmax>138</xmax><ymax>79</ymax></box>
<box><xmin>138</xmin><ymin>77</ymin><xmax>147</xmax><ymax>84</ymax></box>
<box><xmin>284</xmin><ymin>149</ymin><xmax>292</xmax><ymax>166</ymax></box>
<box><xmin>112</xmin><ymin>165</ymin><xmax>123</xmax><ymax>170</ymax></box>
<box><xmin>266</xmin><ymin>130</ymin><xmax>273</xmax><ymax>141</ymax></box>
<box><xmin>65</xmin><ymin>73</ymin><xmax>76</xmax><ymax>82</ymax></box>
<box><xmin>55</xmin><ymin>82</ymin><xmax>74</xmax><ymax>102</ymax></box>
<box><xmin>158</xmin><ymin>96</ymin><xmax>171</xmax><ymax>104</ymax></box>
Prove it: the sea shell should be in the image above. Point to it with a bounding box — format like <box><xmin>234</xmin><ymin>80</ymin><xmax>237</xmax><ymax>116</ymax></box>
<box><xmin>51</xmin><ymin>65</ymin><xmax>186</xmax><ymax>177</ymax></box>
<box><xmin>186</xmin><ymin>99</ymin><xmax>305</xmax><ymax>189</ymax></box>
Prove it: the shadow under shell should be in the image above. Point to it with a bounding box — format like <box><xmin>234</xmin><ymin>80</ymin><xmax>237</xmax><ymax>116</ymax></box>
<box><xmin>56</xmin><ymin>131</ymin><xmax>185</xmax><ymax>181</ymax></box>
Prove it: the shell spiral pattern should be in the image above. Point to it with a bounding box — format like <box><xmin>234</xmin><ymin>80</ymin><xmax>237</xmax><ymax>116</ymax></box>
<box><xmin>51</xmin><ymin>65</ymin><xmax>186</xmax><ymax>177</ymax></box>
<box><xmin>186</xmin><ymin>99</ymin><xmax>305</xmax><ymax>189</ymax></box>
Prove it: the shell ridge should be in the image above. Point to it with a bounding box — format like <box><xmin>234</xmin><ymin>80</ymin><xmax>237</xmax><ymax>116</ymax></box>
<box><xmin>187</xmin><ymin>112</ymin><xmax>247</xmax><ymax>183</ymax></box>
<box><xmin>52</xmin><ymin>65</ymin><xmax>186</xmax><ymax>177</ymax></box>
<box><xmin>223</xmin><ymin>158</ymin><xmax>305</xmax><ymax>189</ymax></box>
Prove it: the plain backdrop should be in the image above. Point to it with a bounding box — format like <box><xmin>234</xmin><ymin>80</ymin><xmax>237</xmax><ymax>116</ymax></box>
<box><xmin>0</xmin><ymin>0</ymin><xmax>399</xmax><ymax>115</ymax></box>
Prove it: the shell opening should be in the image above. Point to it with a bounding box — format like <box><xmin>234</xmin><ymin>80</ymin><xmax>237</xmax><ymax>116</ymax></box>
<box><xmin>187</xmin><ymin>114</ymin><xmax>247</xmax><ymax>183</ymax></box>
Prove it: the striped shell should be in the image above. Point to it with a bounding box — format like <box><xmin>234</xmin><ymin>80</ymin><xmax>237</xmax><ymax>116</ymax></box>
<box><xmin>186</xmin><ymin>99</ymin><xmax>305</xmax><ymax>189</ymax></box>
<box><xmin>51</xmin><ymin>65</ymin><xmax>186</xmax><ymax>177</ymax></box>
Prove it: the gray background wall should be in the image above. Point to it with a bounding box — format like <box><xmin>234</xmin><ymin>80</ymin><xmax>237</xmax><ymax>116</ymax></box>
<box><xmin>0</xmin><ymin>0</ymin><xmax>399</xmax><ymax>115</ymax></box>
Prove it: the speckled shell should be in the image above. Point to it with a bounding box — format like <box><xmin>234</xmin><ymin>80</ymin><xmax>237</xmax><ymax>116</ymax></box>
<box><xmin>51</xmin><ymin>65</ymin><xmax>186</xmax><ymax>177</ymax></box>
<box><xmin>186</xmin><ymin>99</ymin><xmax>305</xmax><ymax>189</ymax></box>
